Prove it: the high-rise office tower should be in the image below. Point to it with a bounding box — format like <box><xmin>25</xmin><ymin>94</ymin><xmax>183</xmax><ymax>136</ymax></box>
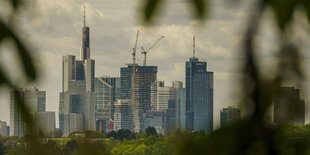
<box><xmin>95</xmin><ymin>76</ymin><xmax>121</xmax><ymax>131</ymax></box>
<box><xmin>155</xmin><ymin>81</ymin><xmax>183</xmax><ymax>133</ymax></box>
<box><xmin>177</xmin><ymin>88</ymin><xmax>186</xmax><ymax>130</ymax></box>
<box><xmin>120</xmin><ymin>64</ymin><xmax>157</xmax><ymax>132</ymax></box>
<box><xmin>155</xmin><ymin>81</ymin><xmax>183</xmax><ymax>111</ymax></box>
<box><xmin>185</xmin><ymin>36</ymin><xmax>214</xmax><ymax>132</ymax></box>
<box><xmin>150</xmin><ymin>81</ymin><xmax>163</xmax><ymax>111</ymax></box>
<box><xmin>6</xmin><ymin>126</ymin><xmax>9</xmax><ymax>137</ymax></box>
<box><xmin>156</xmin><ymin>81</ymin><xmax>177</xmax><ymax>111</ymax></box>
<box><xmin>171</xmin><ymin>81</ymin><xmax>184</xmax><ymax>130</ymax></box>
<box><xmin>274</xmin><ymin>87</ymin><xmax>305</xmax><ymax>125</ymax></box>
<box><xmin>0</xmin><ymin>121</ymin><xmax>8</xmax><ymax>136</ymax></box>
<box><xmin>59</xmin><ymin>8</ymin><xmax>95</xmax><ymax>136</ymax></box>
<box><xmin>166</xmin><ymin>99</ymin><xmax>177</xmax><ymax>134</ymax></box>
<box><xmin>113</xmin><ymin>99</ymin><xmax>133</xmax><ymax>131</ymax></box>
<box><xmin>10</xmin><ymin>88</ymin><xmax>52</xmax><ymax>136</ymax></box>
<box><xmin>220</xmin><ymin>106</ymin><xmax>240</xmax><ymax>127</ymax></box>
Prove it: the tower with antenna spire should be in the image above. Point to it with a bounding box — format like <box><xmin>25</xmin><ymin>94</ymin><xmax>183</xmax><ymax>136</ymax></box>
<box><xmin>185</xmin><ymin>36</ymin><xmax>214</xmax><ymax>132</ymax></box>
<box><xmin>59</xmin><ymin>6</ymin><xmax>96</xmax><ymax>136</ymax></box>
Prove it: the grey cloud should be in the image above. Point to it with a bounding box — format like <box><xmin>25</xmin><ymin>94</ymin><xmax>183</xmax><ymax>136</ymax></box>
<box><xmin>1</xmin><ymin>0</ymin><xmax>310</xmax><ymax>127</ymax></box>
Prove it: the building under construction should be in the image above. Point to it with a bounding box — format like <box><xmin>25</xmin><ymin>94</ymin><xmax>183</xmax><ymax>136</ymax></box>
<box><xmin>120</xmin><ymin>64</ymin><xmax>157</xmax><ymax>132</ymax></box>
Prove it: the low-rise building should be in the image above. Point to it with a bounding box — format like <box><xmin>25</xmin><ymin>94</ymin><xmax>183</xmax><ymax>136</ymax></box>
<box><xmin>0</xmin><ymin>121</ymin><xmax>8</xmax><ymax>136</ymax></box>
<box><xmin>34</xmin><ymin>112</ymin><xmax>55</xmax><ymax>137</ymax></box>
<box><xmin>144</xmin><ymin>111</ymin><xmax>165</xmax><ymax>135</ymax></box>
<box><xmin>220</xmin><ymin>106</ymin><xmax>241</xmax><ymax>127</ymax></box>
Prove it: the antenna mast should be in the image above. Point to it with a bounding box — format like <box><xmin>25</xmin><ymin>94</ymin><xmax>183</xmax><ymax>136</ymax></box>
<box><xmin>84</xmin><ymin>5</ymin><xmax>86</xmax><ymax>27</ymax></box>
<box><xmin>193</xmin><ymin>36</ymin><xmax>195</xmax><ymax>58</ymax></box>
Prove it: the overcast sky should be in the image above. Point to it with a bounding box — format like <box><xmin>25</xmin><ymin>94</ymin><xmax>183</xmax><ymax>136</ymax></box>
<box><xmin>0</xmin><ymin>0</ymin><xmax>310</xmax><ymax>129</ymax></box>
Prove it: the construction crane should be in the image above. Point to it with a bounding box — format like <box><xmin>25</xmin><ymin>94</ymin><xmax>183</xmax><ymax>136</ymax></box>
<box><xmin>141</xmin><ymin>36</ymin><xmax>164</xmax><ymax>66</ymax></box>
<box><xmin>132</xmin><ymin>30</ymin><xmax>139</xmax><ymax>130</ymax></box>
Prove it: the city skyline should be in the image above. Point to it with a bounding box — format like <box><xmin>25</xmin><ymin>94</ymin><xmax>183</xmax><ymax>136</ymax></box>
<box><xmin>1</xmin><ymin>0</ymin><xmax>310</xmax><ymax>130</ymax></box>
<box><xmin>1</xmin><ymin>0</ymin><xmax>310</xmax><ymax>154</ymax></box>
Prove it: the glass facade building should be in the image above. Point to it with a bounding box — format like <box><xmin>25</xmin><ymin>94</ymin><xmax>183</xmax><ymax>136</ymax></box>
<box><xmin>144</xmin><ymin>111</ymin><xmax>165</xmax><ymax>135</ymax></box>
<box><xmin>10</xmin><ymin>88</ymin><xmax>46</xmax><ymax>136</ymax></box>
<box><xmin>177</xmin><ymin>88</ymin><xmax>186</xmax><ymax>130</ymax></box>
<box><xmin>156</xmin><ymin>82</ymin><xmax>177</xmax><ymax>111</ymax></box>
<box><xmin>95</xmin><ymin>77</ymin><xmax>121</xmax><ymax>131</ymax></box>
<box><xmin>0</xmin><ymin>121</ymin><xmax>8</xmax><ymax>137</ymax></box>
<box><xmin>120</xmin><ymin>64</ymin><xmax>157</xmax><ymax>132</ymax></box>
<box><xmin>185</xmin><ymin>57</ymin><xmax>213</xmax><ymax>132</ymax></box>
<box><xmin>220</xmin><ymin>106</ymin><xmax>240</xmax><ymax>127</ymax></box>
<box><xmin>113</xmin><ymin>99</ymin><xmax>133</xmax><ymax>131</ymax></box>
<box><xmin>166</xmin><ymin>99</ymin><xmax>177</xmax><ymax>134</ymax></box>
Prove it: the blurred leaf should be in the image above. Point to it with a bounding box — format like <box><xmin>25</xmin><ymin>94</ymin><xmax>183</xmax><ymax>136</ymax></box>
<box><xmin>0</xmin><ymin>22</ymin><xmax>10</xmax><ymax>41</ymax></box>
<box><xmin>12</xmin><ymin>35</ymin><xmax>37</xmax><ymax>81</ymax></box>
<box><xmin>143</xmin><ymin>0</ymin><xmax>163</xmax><ymax>22</ymax></box>
<box><xmin>0</xmin><ymin>23</ymin><xmax>10</xmax><ymax>85</ymax></box>
<box><xmin>267</xmin><ymin>0</ymin><xmax>297</xmax><ymax>30</ymax></box>
<box><xmin>301</xmin><ymin>0</ymin><xmax>310</xmax><ymax>22</ymax></box>
<box><xmin>0</xmin><ymin>69</ymin><xmax>8</xmax><ymax>86</ymax></box>
<box><xmin>0</xmin><ymin>21</ymin><xmax>15</xmax><ymax>86</ymax></box>
<box><xmin>10</xmin><ymin>0</ymin><xmax>23</xmax><ymax>11</ymax></box>
<box><xmin>13</xmin><ymin>90</ymin><xmax>36</xmax><ymax>138</ymax></box>
<box><xmin>191</xmin><ymin>0</ymin><xmax>207</xmax><ymax>19</ymax></box>
<box><xmin>0</xmin><ymin>20</ymin><xmax>36</xmax><ymax>81</ymax></box>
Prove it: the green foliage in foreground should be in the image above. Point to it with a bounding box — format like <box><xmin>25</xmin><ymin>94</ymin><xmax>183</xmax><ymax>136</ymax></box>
<box><xmin>1</xmin><ymin>124</ymin><xmax>310</xmax><ymax>155</ymax></box>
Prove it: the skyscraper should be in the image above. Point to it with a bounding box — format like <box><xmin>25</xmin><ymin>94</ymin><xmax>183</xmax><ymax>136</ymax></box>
<box><xmin>156</xmin><ymin>81</ymin><xmax>177</xmax><ymax>111</ymax></box>
<box><xmin>185</xmin><ymin>36</ymin><xmax>214</xmax><ymax>132</ymax></box>
<box><xmin>166</xmin><ymin>99</ymin><xmax>177</xmax><ymax>134</ymax></box>
<box><xmin>113</xmin><ymin>99</ymin><xmax>133</xmax><ymax>131</ymax></box>
<box><xmin>95</xmin><ymin>76</ymin><xmax>121</xmax><ymax>131</ymax></box>
<box><xmin>59</xmin><ymin>8</ymin><xmax>95</xmax><ymax>136</ymax></box>
<box><xmin>176</xmin><ymin>87</ymin><xmax>186</xmax><ymax>130</ymax></box>
<box><xmin>120</xmin><ymin>64</ymin><xmax>157</xmax><ymax>132</ymax></box>
<box><xmin>155</xmin><ymin>81</ymin><xmax>182</xmax><ymax>134</ymax></box>
<box><xmin>220</xmin><ymin>106</ymin><xmax>241</xmax><ymax>127</ymax></box>
<box><xmin>0</xmin><ymin>121</ymin><xmax>8</xmax><ymax>137</ymax></box>
<box><xmin>274</xmin><ymin>87</ymin><xmax>305</xmax><ymax>125</ymax></box>
<box><xmin>10</xmin><ymin>87</ymin><xmax>50</xmax><ymax>136</ymax></box>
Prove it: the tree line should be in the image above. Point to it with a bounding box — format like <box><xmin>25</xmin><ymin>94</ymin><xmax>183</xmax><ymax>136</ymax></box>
<box><xmin>1</xmin><ymin>125</ymin><xmax>310</xmax><ymax>154</ymax></box>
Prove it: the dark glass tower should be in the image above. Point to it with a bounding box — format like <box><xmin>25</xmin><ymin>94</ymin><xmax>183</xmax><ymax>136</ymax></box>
<box><xmin>120</xmin><ymin>65</ymin><xmax>133</xmax><ymax>100</ymax></box>
<box><xmin>120</xmin><ymin>64</ymin><xmax>157</xmax><ymax>108</ymax></box>
<box><xmin>120</xmin><ymin>64</ymin><xmax>157</xmax><ymax>131</ymax></box>
<box><xmin>274</xmin><ymin>87</ymin><xmax>305</xmax><ymax>125</ymax></box>
<box><xmin>185</xmin><ymin>57</ymin><xmax>213</xmax><ymax>132</ymax></box>
<box><xmin>220</xmin><ymin>106</ymin><xmax>240</xmax><ymax>127</ymax></box>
